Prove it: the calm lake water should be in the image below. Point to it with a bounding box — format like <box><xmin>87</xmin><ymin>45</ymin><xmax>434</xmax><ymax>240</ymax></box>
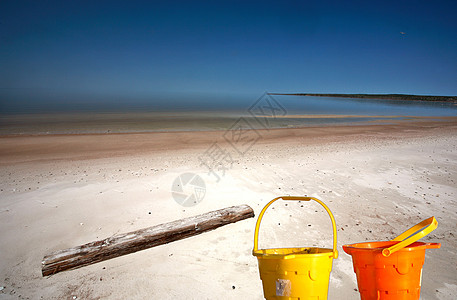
<box><xmin>1</xmin><ymin>95</ymin><xmax>456</xmax><ymax>135</ymax></box>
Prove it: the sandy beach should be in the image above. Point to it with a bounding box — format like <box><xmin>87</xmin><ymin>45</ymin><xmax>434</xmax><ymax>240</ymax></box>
<box><xmin>1</xmin><ymin>119</ymin><xmax>457</xmax><ymax>299</ymax></box>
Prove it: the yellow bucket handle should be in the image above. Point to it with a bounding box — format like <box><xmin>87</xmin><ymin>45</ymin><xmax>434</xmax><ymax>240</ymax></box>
<box><xmin>253</xmin><ymin>196</ymin><xmax>338</xmax><ymax>259</ymax></box>
<box><xmin>382</xmin><ymin>216</ymin><xmax>438</xmax><ymax>257</ymax></box>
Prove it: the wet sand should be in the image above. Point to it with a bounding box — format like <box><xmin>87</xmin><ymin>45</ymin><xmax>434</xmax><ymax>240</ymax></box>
<box><xmin>0</xmin><ymin>119</ymin><xmax>456</xmax><ymax>299</ymax></box>
<box><xmin>2</xmin><ymin>112</ymin><xmax>450</xmax><ymax>136</ymax></box>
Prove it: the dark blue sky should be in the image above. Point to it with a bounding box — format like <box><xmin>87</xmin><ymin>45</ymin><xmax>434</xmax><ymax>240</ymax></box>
<box><xmin>1</xmin><ymin>1</ymin><xmax>456</xmax><ymax>112</ymax></box>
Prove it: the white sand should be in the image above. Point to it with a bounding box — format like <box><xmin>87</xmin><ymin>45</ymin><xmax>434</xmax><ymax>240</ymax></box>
<box><xmin>0</xmin><ymin>121</ymin><xmax>456</xmax><ymax>299</ymax></box>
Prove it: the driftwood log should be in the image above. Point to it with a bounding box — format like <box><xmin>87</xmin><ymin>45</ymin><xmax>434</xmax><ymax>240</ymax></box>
<box><xmin>42</xmin><ymin>204</ymin><xmax>254</xmax><ymax>276</ymax></box>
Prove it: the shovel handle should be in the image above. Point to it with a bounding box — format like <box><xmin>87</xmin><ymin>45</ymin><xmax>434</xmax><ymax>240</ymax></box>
<box><xmin>382</xmin><ymin>216</ymin><xmax>438</xmax><ymax>257</ymax></box>
<box><xmin>253</xmin><ymin>196</ymin><xmax>338</xmax><ymax>259</ymax></box>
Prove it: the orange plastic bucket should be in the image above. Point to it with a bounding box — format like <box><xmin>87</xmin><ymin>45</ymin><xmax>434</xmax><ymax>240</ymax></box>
<box><xmin>343</xmin><ymin>217</ymin><xmax>441</xmax><ymax>300</ymax></box>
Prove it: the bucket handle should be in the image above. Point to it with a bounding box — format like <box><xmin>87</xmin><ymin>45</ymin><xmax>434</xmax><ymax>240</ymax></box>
<box><xmin>382</xmin><ymin>216</ymin><xmax>438</xmax><ymax>257</ymax></box>
<box><xmin>253</xmin><ymin>196</ymin><xmax>338</xmax><ymax>259</ymax></box>
<box><xmin>424</xmin><ymin>242</ymin><xmax>441</xmax><ymax>249</ymax></box>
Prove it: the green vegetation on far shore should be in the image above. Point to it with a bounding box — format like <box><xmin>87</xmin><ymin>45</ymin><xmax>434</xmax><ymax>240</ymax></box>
<box><xmin>269</xmin><ymin>93</ymin><xmax>457</xmax><ymax>103</ymax></box>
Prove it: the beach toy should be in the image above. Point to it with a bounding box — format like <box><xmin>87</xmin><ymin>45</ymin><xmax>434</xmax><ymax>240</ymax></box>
<box><xmin>343</xmin><ymin>216</ymin><xmax>440</xmax><ymax>300</ymax></box>
<box><xmin>253</xmin><ymin>196</ymin><xmax>338</xmax><ymax>299</ymax></box>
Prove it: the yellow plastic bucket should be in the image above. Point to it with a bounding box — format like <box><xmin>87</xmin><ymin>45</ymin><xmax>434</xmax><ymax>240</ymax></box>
<box><xmin>253</xmin><ymin>196</ymin><xmax>338</xmax><ymax>300</ymax></box>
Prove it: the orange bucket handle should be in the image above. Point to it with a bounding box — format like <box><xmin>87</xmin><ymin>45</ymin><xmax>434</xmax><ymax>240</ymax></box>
<box><xmin>253</xmin><ymin>196</ymin><xmax>338</xmax><ymax>259</ymax></box>
<box><xmin>382</xmin><ymin>216</ymin><xmax>438</xmax><ymax>257</ymax></box>
<box><xmin>424</xmin><ymin>242</ymin><xmax>441</xmax><ymax>249</ymax></box>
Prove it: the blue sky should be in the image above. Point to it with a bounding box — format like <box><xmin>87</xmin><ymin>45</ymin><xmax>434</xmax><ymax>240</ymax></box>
<box><xmin>1</xmin><ymin>1</ymin><xmax>456</xmax><ymax>112</ymax></box>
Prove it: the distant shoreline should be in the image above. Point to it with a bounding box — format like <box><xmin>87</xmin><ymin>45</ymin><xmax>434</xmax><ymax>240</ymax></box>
<box><xmin>268</xmin><ymin>93</ymin><xmax>457</xmax><ymax>103</ymax></box>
